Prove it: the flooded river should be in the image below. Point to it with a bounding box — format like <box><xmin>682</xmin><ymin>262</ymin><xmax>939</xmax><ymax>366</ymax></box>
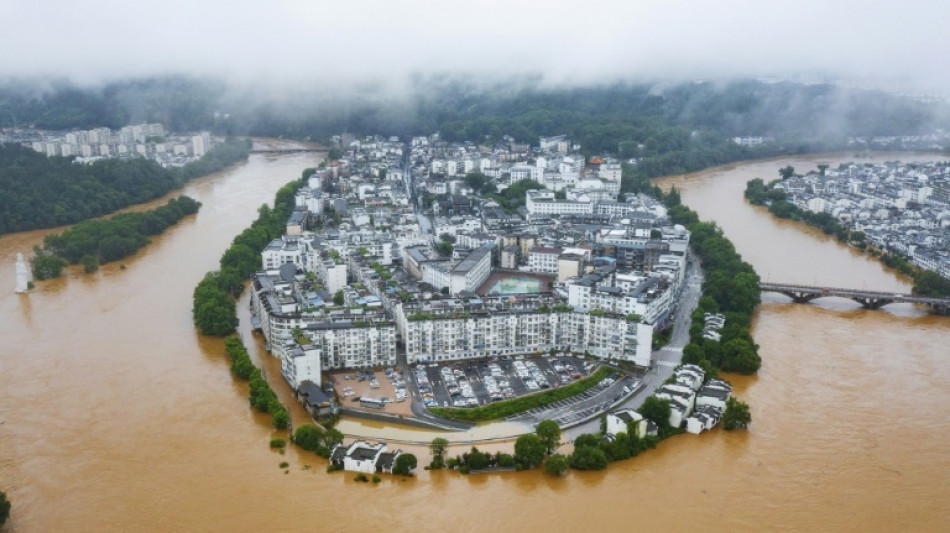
<box><xmin>1</xmin><ymin>151</ymin><xmax>948</xmax><ymax>531</ymax></box>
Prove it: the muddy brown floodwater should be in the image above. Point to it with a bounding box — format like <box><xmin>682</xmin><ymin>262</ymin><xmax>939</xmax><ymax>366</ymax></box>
<box><xmin>1</xmin><ymin>151</ymin><xmax>948</xmax><ymax>532</ymax></box>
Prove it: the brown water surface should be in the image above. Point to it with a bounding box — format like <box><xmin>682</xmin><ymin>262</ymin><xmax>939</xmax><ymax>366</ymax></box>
<box><xmin>1</xmin><ymin>152</ymin><xmax>948</xmax><ymax>531</ymax></box>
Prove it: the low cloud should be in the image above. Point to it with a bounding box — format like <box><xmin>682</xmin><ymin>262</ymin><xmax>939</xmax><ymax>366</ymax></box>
<box><xmin>3</xmin><ymin>0</ymin><xmax>948</xmax><ymax>93</ymax></box>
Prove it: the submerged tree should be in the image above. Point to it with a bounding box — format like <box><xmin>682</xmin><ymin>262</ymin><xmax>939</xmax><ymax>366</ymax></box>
<box><xmin>723</xmin><ymin>397</ymin><xmax>752</xmax><ymax>430</ymax></box>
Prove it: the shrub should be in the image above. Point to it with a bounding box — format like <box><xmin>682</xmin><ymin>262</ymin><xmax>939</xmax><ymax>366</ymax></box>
<box><xmin>293</xmin><ymin>424</ymin><xmax>324</xmax><ymax>451</ymax></box>
<box><xmin>569</xmin><ymin>446</ymin><xmax>608</xmax><ymax>471</ymax></box>
<box><xmin>544</xmin><ymin>454</ymin><xmax>569</xmax><ymax>476</ymax></box>
<box><xmin>496</xmin><ymin>453</ymin><xmax>515</xmax><ymax>467</ymax></box>
<box><xmin>269</xmin><ymin>438</ymin><xmax>286</xmax><ymax>449</ymax></box>
<box><xmin>372</xmin><ymin>475</ymin><xmax>381</xmax><ymax>483</ymax></box>
<box><xmin>355</xmin><ymin>473</ymin><xmax>369</xmax><ymax>482</ymax></box>
<box><xmin>278</xmin><ymin>461</ymin><xmax>289</xmax><ymax>469</ymax></box>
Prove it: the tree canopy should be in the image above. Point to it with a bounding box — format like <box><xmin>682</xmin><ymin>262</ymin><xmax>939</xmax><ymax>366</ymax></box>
<box><xmin>723</xmin><ymin>397</ymin><xmax>752</xmax><ymax>430</ymax></box>
<box><xmin>0</xmin><ymin>138</ymin><xmax>248</xmax><ymax>235</ymax></box>
<box><xmin>514</xmin><ymin>433</ymin><xmax>546</xmax><ymax>469</ymax></box>
<box><xmin>535</xmin><ymin>420</ymin><xmax>562</xmax><ymax>456</ymax></box>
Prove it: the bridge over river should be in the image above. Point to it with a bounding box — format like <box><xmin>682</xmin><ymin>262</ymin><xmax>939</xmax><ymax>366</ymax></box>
<box><xmin>760</xmin><ymin>282</ymin><xmax>950</xmax><ymax>313</ymax></box>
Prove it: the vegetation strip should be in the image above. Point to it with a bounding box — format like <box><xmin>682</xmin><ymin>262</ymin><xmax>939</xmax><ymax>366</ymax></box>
<box><xmin>31</xmin><ymin>195</ymin><xmax>201</xmax><ymax>280</ymax></box>
<box><xmin>429</xmin><ymin>367</ymin><xmax>611</xmax><ymax>422</ymax></box>
<box><xmin>660</xmin><ymin>189</ymin><xmax>763</xmax><ymax>375</ymax></box>
<box><xmin>190</xmin><ymin>169</ymin><xmax>314</xmax><ymax>428</ymax></box>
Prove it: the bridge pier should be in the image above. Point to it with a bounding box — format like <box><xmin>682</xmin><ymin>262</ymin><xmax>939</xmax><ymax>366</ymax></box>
<box><xmin>777</xmin><ymin>291</ymin><xmax>820</xmax><ymax>303</ymax></box>
<box><xmin>929</xmin><ymin>303</ymin><xmax>950</xmax><ymax>315</ymax></box>
<box><xmin>852</xmin><ymin>297</ymin><xmax>890</xmax><ymax>309</ymax></box>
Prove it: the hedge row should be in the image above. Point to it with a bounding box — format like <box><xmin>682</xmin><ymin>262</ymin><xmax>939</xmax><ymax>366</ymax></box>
<box><xmin>430</xmin><ymin>367</ymin><xmax>611</xmax><ymax>422</ymax></box>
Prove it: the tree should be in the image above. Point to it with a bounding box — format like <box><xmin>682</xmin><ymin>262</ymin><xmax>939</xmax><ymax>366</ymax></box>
<box><xmin>513</xmin><ymin>433</ymin><xmax>546</xmax><ymax>468</ymax></box>
<box><xmin>429</xmin><ymin>437</ymin><xmax>449</xmax><ymax>469</ymax></box>
<box><xmin>80</xmin><ymin>254</ymin><xmax>99</xmax><ymax>273</ymax></box>
<box><xmin>333</xmin><ymin>290</ymin><xmax>344</xmax><ymax>306</ymax></box>
<box><xmin>723</xmin><ymin>397</ymin><xmax>752</xmax><ymax>430</ymax></box>
<box><xmin>638</xmin><ymin>396</ymin><xmax>671</xmax><ymax>430</ymax></box>
<box><xmin>465</xmin><ymin>447</ymin><xmax>490</xmax><ymax>470</ymax></box>
<box><xmin>682</xmin><ymin>343</ymin><xmax>704</xmax><ymax>365</ymax></box>
<box><xmin>292</xmin><ymin>424</ymin><xmax>324</xmax><ymax>452</ymax></box>
<box><xmin>193</xmin><ymin>297</ymin><xmax>238</xmax><ymax>336</ymax></box>
<box><xmin>544</xmin><ymin>454</ymin><xmax>569</xmax><ymax>476</ymax></box>
<box><xmin>324</xmin><ymin>428</ymin><xmax>344</xmax><ymax>450</ymax></box>
<box><xmin>720</xmin><ymin>337</ymin><xmax>762</xmax><ymax>375</ymax></box>
<box><xmin>535</xmin><ymin>420</ymin><xmax>561</xmax><ymax>456</ymax></box>
<box><xmin>914</xmin><ymin>270</ymin><xmax>950</xmax><ymax>298</ymax></box>
<box><xmin>393</xmin><ymin>453</ymin><xmax>417</xmax><ymax>476</ymax></box>
<box><xmin>0</xmin><ymin>490</ymin><xmax>8</xmax><ymax>528</ymax></box>
<box><xmin>30</xmin><ymin>250</ymin><xmax>68</xmax><ymax>280</ymax></box>
<box><xmin>569</xmin><ymin>445</ymin><xmax>608</xmax><ymax>470</ymax></box>
<box><xmin>779</xmin><ymin>165</ymin><xmax>795</xmax><ymax>180</ymax></box>
<box><xmin>817</xmin><ymin>164</ymin><xmax>829</xmax><ymax>176</ymax></box>
<box><xmin>272</xmin><ymin>407</ymin><xmax>289</xmax><ymax>430</ymax></box>
<box><xmin>436</xmin><ymin>240</ymin><xmax>454</xmax><ymax>257</ymax></box>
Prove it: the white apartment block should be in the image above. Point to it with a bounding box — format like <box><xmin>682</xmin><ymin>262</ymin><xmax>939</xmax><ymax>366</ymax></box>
<box><xmin>567</xmin><ymin>272</ymin><xmax>675</xmax><ymax>327</ymax></box>
<box><xmin>303</xmin><ymin>322</ymin><xmax>397</xmax><ymax>369</ymax></box>
<box><xmin>526</xmin><ymin>190</ymin><xmax>594</xmax><ymax>216</ymax></box>
<box><xmin>261</xmin><ymin>236</ymin><xmax>314</xmax><ymax>271</ymax></box>
<box><xmin>250</xmin><ymin>272</ymin><xmax>397</xmax><ymax>370</ymax></box>
<box><xmin>397</xmin><ymin>299</ymin><xmax>651</xmax><ymax>367</ymax></box>
<box><xmin>421</xmin><ymin>245</ymin><xmax>492</xmax><ymax>294</ymax></box>
<box><xmin>276</xmin><ymin>343</ymin><xmax>322</xmax><ymax>390</ymax></box>
<box><xmin>319</xmin><ymin>258</ymin><xmax>348</xmax><ymax>294</ymax></box>
<box><xmin>528</xmin><ymin>246</ymin><xmax>562</xmax><ymax>274</ymax></box>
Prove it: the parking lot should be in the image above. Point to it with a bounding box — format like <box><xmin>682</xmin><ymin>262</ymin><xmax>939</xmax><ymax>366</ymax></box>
<box><xmin>507</xmin><ymin>373</ymin><xmax>644</xmax><ymax>428</ymax></box>
<box><xmin>411</xmin><ymin>355</ymin><xmax>593</xmax><ymax>410</ymax></box>
<box><xmin>332</xmin><ymin>368</ymin><xmax>413</xmax><ymax>416</ymax></box>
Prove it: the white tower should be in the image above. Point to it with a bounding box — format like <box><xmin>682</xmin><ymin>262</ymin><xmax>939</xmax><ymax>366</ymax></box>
<box><xmin>15</xmin><ymin>253</ymin><xmax>31</xmax><ymax>293</ymax></box>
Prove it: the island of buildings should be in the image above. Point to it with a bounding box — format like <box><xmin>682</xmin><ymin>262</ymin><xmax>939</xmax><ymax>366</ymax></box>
<box><xmin>238</xmin><ymin>131</ymin><xmax>737</xmax><ymax>462</ymax></box>
<box><xmin>249</xmin><ymin>133</ymin><xmax>688</xmax><ymax>390</ymax></box>
<box><xmin>775</xmin><ymin>161</ymin><xmax>950</xmax><ymax>278</ymax></box>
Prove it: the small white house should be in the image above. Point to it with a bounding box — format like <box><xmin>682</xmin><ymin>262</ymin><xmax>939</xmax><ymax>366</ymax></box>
<box><xmin>696</xmin><ymin>379</ymin><xmax>733</xmax><ymax>411</ymax></box>
<box><xmin>334</xmin><ymin>441</ymin><xmax>387</xmax><ymax>474</ymax></box>
<box><xmin>606</xmin><ymin>409</ymin><xmax>648</xmax><ymax>439</ymax></box>
<box><xmin>674</xmin><ymin>364</ymin><xmax>705</xmax><ymax>391</ymax></box>
<box><xmin>685</xmin><ymin>405</ymin><xmax>723</xmax><ymax>434</ymax></box>
<box><xmin>655</xmin><ymin>384</ymin><xmax>696</xmax><ymax>428</ymax></box>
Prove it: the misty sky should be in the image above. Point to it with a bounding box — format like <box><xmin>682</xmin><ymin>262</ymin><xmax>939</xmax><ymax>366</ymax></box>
<box><xmin>3</xmin><ymin>0</ymin><xmax>949</xmax><ymax>91</ymax></box>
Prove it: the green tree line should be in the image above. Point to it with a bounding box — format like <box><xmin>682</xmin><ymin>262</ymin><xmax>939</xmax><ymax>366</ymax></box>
<box><xmin>192</xmin><ymin>172</ymin><xmax>304</xmax><ymax>336</ymax></box>
<box><xmin>664</xmin><ymin>191</ymin><xmax>763</xmax><ymax>375</ymax></box>
<box><xmin>31</xmin><ymin>195</ymin><xmax>201</xmax><ymax>280</ymax></box>
<box><xmin>0</xmin><ymin>138</ymin><xmax>249</xmax><ymax>235</ymax></box>
<box><xmin>225</xmin><ymin>336</ymin><xmax>288</xmax><ymax>429</ymax></box>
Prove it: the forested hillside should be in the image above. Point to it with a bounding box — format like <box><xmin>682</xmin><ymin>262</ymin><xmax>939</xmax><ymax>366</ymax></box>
<box><xmin>0</xmin><ymin>137</ymin><xmax>249</xmax><ymax>235</ymax></box>
<box><xmin>2</xmin><ymin>77</ymin><xmax>946</xmax><ymax>150</ymax></box>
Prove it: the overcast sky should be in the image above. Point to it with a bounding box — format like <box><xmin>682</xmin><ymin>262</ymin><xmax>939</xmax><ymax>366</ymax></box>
<box><xmin>3</xmin><ymin>0</ymin><xmax>949</xmax><ymax>92</ymax></box>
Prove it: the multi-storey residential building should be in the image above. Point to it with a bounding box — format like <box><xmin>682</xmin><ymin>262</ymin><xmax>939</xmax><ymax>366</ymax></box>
<box><xmin>250</xmin><ymin>269</ymin><xmax>396</xmax><ymax>370</ymax></box>
<box><xmin>317</xmin><ymin>252</ymin><xmax>348</xmax><ymax>294</ymax></box>
<box><xmin>261</xmin><ymin>236</ymin><xmax>314</xmax><ymax>271</ymax></box>
<box><xmin>395</xmin><ymin>295</ymin><xmax>652</xmax><ymax>367</ymax></box>
<box><xmin>567</xmin><ymin>269</ymin><xmax>676</xmax><ymax>328</ymax></box>
<box><xmin>526</xmin><ymin>190</ymin><xmax>594</xmax><ymax>216</ymax></box>
<box><xmin>276</xmin><ymin>342</ymin><xmax>322</xmax><ymax>390</ymax></box>
<box><xmin>528</xmin><ymin>246</ymin><xmax>562</xmax><ymax>274</ymax></box>
<box><xmin>421</xmin><ymin>245</ymin><xmax>493</xmax><ymax>294</ymax></box>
